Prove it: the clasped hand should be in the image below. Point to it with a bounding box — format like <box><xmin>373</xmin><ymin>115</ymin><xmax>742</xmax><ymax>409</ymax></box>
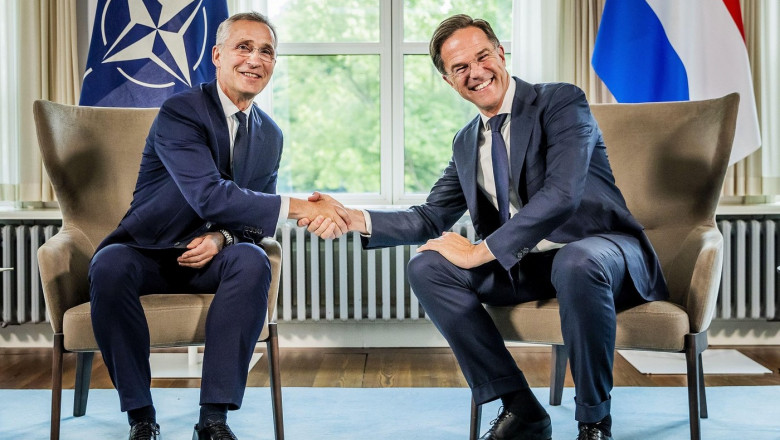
<box><xmin>297</xmin><ymin>192</ymin><xmax>356</xmax><ymax>239</ymax></box>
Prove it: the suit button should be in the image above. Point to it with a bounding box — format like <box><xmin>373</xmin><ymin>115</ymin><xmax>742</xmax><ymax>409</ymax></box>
<box><xmin>258</xmin><ymin>228</ymin><xmax>263</xmax><ymax>235</ymax></box>
<box><xmin>174</xmin><ymin>242</ymin><xmax>180</xmax><ymax>247</ymax></box>
<box><xmin>206</xmin><ymin>222</ymin><xmax>212</xmax><ymax>228</ymax></box>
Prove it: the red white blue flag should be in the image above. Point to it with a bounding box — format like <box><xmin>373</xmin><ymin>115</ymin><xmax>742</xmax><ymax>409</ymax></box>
<box><xmin>80</xmin><ymin>0</ymin><xmax>228</xmax><ymax>108</ymax></box>
<box><xmin>592</xmin><ymin>0</ymin><xmax>761</xmax><ymax>165</ymax></box>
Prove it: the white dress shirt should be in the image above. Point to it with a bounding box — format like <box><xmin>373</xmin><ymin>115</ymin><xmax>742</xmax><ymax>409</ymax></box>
<box><xmin>216</xmin><ymin>85</ymin><xmax>289</xmax><ymax>226</ymax></box>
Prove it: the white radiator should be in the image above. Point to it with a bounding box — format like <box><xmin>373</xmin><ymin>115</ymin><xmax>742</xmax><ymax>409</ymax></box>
<box><xmin>717</xmin><ymin>218</ymin><xmax>778</xmax><ymax>320</ymax></box>
<box><xmin>1</xmin><ymin>224</ymin><xmax>58</xmax><ymax>326</ymax></box>
<box><xmin>0</xmin><ymin>218</ymin><xmax>777</xmax><ymax>325</ymax></box>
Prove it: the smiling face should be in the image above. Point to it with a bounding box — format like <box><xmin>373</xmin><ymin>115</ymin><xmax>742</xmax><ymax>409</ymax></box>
<box><xmin>440</xmin><ymin>26</ymin><xmax>509</xmax><ymax>117</ymax></box>
<box><xmin>212</xmin><ymin>19</ymin><xmax>276</xmax><ymax>110</ymax></box>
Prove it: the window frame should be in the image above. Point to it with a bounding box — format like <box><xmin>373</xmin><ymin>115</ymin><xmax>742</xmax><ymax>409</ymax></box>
<box><xmin>264</xmin><ymin>0</ymin><xmax>511</xmax><ymax>205</ymax></box>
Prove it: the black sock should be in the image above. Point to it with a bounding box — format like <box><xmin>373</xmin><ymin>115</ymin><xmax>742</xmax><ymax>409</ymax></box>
<box><xmin>579</xmin><ymin>414</ymin><xmax>612</xmax><ymax>437</ymax></box>
<box><xmin>127</xmin><ymin>405</ymin><xmax>156</xmax><ymax>426</ymax></box>
<box><xmin>500</xmin><ymin>388</ymin><xmax>548</xmax><ymax>421</ymax></box>
<box><xmin>198</xmin><ymin>403</ymin><xmax>228</xmax><ymax>429</ymax></box>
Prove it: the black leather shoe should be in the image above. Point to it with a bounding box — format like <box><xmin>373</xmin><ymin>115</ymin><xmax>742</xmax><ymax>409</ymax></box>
<box><xmin>128</xmin><ymin>420</ymin><xmax>160</xmax><ymax>440</ymax></box>
<box><xmin>479</xmin><ymin>408</ymin><xmax>552</xmax><ymax>440</ymax></box>
<box><xmin>193</xmin><ymin>420</ymin><xmax>238</xmax><ymax>440</ymax></box>
<box><xmin>577</xmin><ymin>425</ymin><xmax>613</xmax><ymax>440</ymax></box>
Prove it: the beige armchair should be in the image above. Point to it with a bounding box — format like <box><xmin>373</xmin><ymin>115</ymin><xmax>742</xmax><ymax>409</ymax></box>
<box><xmin>33</xmin><ymin>100</ymin><xmax>284</xmax><ymax>440</ymax></box>
<box><xmin>469</xmin><ymin>94</ymin><xmax>739</xmax><ymax>440</ymax></box>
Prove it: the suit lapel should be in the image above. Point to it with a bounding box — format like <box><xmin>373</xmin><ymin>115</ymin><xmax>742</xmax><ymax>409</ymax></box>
<box><xmin>509</xmin><ymin>78</ymin><xmax>538</xmax><ymax>196</ymax></box>
<box><xmin>204</xmin><ymin>81</ymin><xmax>232</xmax><ymax>178</ymax></box>
<box><xmin>453</xmin><ymin>116</ymin><xmax>481</xmax><ymax>219</ymax></box>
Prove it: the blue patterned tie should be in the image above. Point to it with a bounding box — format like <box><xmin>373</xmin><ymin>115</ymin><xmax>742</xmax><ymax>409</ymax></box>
<box><xmin>489</xmin><ymin>113</ymin><xmax>510</xmax><ymax>224</ymax></box>
<box><xmin>232</xmin><ymin>110</ymin><xmax>249</xmax><ymax>183</ymax></box>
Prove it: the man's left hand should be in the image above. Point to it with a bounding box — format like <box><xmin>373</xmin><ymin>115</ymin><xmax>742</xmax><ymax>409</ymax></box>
<box><xmin>178</xmin><ymin>232</ymin><xmax>224</xmax><ymax>268</ymax></box>
<box><xmin>416</xmin><ymin>232</ymin><xmax>495</xmax><ymax>269</ymax></box>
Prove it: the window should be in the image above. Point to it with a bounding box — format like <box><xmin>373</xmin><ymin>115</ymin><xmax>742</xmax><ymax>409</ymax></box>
<box><xmin>261</xmin><ymin>0</ymin><xmax>512</xmax><ymax>204</ymax></box>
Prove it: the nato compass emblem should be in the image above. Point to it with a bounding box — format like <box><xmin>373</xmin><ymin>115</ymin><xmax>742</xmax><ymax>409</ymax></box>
<box><xmin>80</xmin><ymin>0</ymin><xmax>227</xmax><ymax>107</ymax></box>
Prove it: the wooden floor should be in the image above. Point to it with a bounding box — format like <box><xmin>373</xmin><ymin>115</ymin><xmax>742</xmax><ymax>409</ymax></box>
<box><xmin>1</xmin><ymin>345</ymin><xmax>778</xmax><ymax>390</ymax></box>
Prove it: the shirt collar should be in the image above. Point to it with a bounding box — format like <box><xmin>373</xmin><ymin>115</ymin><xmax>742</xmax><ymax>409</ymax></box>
<box><xmin>479</xmin><ymin>76</ymin><xmax>515</xmax><ymax>131</ymax></box>
<box><xmin>216</xmin><ymin>81</ymin><xmax>252</xmax><ymax>120</ymax></box>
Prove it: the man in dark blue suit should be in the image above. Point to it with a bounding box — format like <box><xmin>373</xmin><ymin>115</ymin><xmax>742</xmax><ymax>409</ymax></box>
<box><xmin>89</xmin><ymin>12</ymin><xmax>349</xmax><ymax>440</ymax></box>
<box><xmin>304</xmin><ymin>14</ymin><xmax>668</xmax><ymax>440</ymax></box>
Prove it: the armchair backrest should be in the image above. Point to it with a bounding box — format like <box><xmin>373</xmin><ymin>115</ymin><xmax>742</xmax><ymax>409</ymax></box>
<box><xmin>591</xmin><ymin>94</ymin><xmax>738</xmax><ymax>330</ymax></box>
<box><xmin>34</xmin><ymin>101</ymin><xmax>158</xmax><ymax>247</ymax></box>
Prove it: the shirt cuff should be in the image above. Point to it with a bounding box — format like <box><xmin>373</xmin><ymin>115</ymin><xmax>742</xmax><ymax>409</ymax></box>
<box><xmin>483</xmin><ymin>239</ymin><xmax>497</xmax><ymax>259</ymax></box>
<box><xmin>277</xmin><ymin>195</ymin><xmax>290</xmax><ymax>226</ymax></box>
<box><xmin>361</xmin><ymin>209</ymin><xmax>372</xmax><ymax>237</ymax></box>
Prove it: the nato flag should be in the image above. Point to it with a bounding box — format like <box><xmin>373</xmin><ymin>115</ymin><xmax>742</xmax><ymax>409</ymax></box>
<box><xmin>80</xmin><ymin>0</ymin><xmax>228</xmax><ymax>107</ymax></box>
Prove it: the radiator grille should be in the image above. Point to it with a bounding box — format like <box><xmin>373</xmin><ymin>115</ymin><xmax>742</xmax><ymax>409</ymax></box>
<box><xmin>1</xmin><ymin>224</ymin><xmax>58</xmax><ymax>325</ymax></box>
<box><xmin>717</xmin><ymin>218</ymin><xmax>778</xmax><ymax>319</ymax></box>
<box><xmin>0</xmin><ymin>217</ymin><xmax>777</xmax><ymax>325</ymax></box>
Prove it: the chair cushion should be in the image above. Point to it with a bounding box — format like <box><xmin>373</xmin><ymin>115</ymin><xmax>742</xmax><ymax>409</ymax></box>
<box><xmin>62</xmin><ymin>294</ymin><xmax>270</xmax><ymax>352</ymax></box>
<box><xmin>485</xmin><ymin>300</ymin><xmax>690</xmax><ymax>352</ymax></box>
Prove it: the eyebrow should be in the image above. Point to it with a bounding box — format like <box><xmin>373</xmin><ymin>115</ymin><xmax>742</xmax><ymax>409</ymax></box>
<box><xmin>233</xmin><ymin>39</ymin><xmax>275</xmax><ymax>50</ymax></box>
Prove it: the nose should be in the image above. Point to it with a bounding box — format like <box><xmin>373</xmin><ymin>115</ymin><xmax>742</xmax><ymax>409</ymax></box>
<box><xmin>468</xmin><ymin>60</ymin><xmax>488</xmax><ymax>78</ymax></box>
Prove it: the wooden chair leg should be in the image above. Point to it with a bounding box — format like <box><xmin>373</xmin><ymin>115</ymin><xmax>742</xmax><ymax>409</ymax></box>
<box><xmin>550</xmin><ymin>344</ymin><xmax>567</xmax><ymax>406</ymax></box>
<box><xmin>51</xmin><ymin>334</ymin><xmax>64</xmax><ymax>440</ymax></box>
<box><xmin>469</xmin><ymin>398</ymin><xmax>481</xmax><ymax>440</ymax></box>
<box><xmin>685</xmin><ymin>332</ymin><xmax>707</xmax><ymax>440</ymax></box>
<box><xmin>73</xmin><ymin>352</ymin><xmax>94</xmax><ymax>417</ymax></box>
<box><xmin>698</xmin><ymin>353</ymin><xmax>708</xmax><ymax>418</ymax></box>
<box><xmin>266</xmin><ymin>323</ymin><xmax>284</xmax><ymax>440</ymax></box>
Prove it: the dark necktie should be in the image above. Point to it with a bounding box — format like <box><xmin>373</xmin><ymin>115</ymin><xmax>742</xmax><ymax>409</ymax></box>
<box><xmin>232</xmin><ymin>110</ymin><xmax>249</xmax><ymax>183</ymax></box>
<box><xmin>489</xmin><ymin>113</ymin><xmax>510</xmax><ymax>224</ymax></box>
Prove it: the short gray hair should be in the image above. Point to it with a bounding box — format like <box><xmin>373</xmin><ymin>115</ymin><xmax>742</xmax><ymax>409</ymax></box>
<box><xmin>215</xmin><ymin>12</ymin><xmax>278</xmax><ymax>48</ymax></box>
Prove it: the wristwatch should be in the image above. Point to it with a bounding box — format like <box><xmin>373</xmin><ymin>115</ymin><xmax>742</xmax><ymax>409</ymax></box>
<box><xmin>218</xmin><ymin>229</ymin><xmax>234</xmax><ymax>247</ymax></box>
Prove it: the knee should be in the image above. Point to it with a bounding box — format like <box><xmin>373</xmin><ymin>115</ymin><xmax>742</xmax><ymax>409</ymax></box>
<box><xmin>551</xmin><ymin>243</ymin><xmax>611</xmax><ymax>298</ymax></box>
<box><xmin>407</xmin><ymin>251</ymin><xmax>448</xmax><ymax>290</ymax></box>
<box><xmin>221</xmin><ymin>243</ymin><xmax>271</xmax><ymax>298</ymax></box>
<box><xmin>89</xmin><ymin>245</ymin><xmax>140</xmax><ymax>296</ymax></box>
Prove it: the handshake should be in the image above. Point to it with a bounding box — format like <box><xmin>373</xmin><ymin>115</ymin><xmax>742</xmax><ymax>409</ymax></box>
<box><xmin>290</xmin><ymin>192</ymin><xmax>367</xmax><ymax>239</ymax></box>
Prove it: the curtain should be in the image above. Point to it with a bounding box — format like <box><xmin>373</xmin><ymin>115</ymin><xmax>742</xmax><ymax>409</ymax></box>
<box><xmin>722</xmin><ymin>0</ymin><xmax>763</xmax><ymax>197</ymax></box>
<box><xmin>0</xmin><ymin>1</ymin><xmax>20</xmax><ymax>201</ymax></box>
<box><xmin>16</xmin><ymin>0</ymin><xmax>80</xmax><ymax>204</ymax></box>
<box><xmin>757</xmin><ymin>0</ymin><xmax>780</xmax><ymax>196</ymax></box>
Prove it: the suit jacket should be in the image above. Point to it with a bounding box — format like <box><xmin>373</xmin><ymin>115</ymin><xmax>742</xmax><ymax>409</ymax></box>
<box><xmin>364</xmin><ymin>78</ymin><xmax>668</xmax><ymax>301</ymax></box>
<box><xmin>100</xmin><ymin>80</ymin><xmax>283</xmax><ymax>251</ymax></box>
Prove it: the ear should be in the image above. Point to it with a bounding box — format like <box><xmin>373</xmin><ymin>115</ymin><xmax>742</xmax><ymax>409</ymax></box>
<box><xmin>496</xmin><ymin>44</ymin><xmax>507</xmax><ymax>65</ymax></box>
<box><xmin>442</xmin><ymin>74</ymin><xmax>455</xmax><ymax>89</ymax></box>
<box><xmin>212</xmin><ymin>45</ymin><xmax>221</xmax><ymax>68</ymax></box>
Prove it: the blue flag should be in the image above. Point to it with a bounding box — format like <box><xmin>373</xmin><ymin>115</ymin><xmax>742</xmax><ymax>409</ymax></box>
<box><xmin>80</xmin><ymin>0</ymin><xmax>228</xmax><ymax>107</ymax></box>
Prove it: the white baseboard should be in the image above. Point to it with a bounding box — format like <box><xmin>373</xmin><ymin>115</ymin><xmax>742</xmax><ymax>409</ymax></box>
<box><xmin>2</xmin><ymin>319</ymin><xmax>778</xmax><ymax>349</ymax></box>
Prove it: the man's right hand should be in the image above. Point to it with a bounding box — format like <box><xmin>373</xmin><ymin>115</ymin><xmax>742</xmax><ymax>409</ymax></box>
<box><xmin>288</xmin><ymin>192</ymin><xmax>352</xmax><ymax>238</ymax></box>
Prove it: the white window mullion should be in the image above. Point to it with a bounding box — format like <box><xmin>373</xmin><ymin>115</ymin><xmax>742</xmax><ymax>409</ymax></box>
<box><xmin>390</xmin><ymin>0</ymin><xmax>405</xmax><ymax>204</ymax></box>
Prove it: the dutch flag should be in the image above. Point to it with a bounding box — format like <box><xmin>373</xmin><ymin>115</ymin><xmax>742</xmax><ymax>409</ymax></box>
<box><xmin>592</xmin><ymin>0</ymin><xmax>761</xmax><ymax>165</ymax></box>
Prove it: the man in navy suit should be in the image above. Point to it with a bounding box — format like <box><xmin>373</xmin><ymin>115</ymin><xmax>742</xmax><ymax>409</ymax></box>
<box><xmin>304</xmin><ymin>14</ymin><xmax>668</xmax><ymax>440</ymax></box>
<box><xmin>89</xmin><ymin>12</ymin><xmax>349</xmax><ymax>440</ymax></box>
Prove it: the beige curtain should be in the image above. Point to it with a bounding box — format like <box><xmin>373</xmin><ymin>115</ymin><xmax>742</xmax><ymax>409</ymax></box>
<box><xmin>558</xmin><ymin>0</ymin><xmax>614</xmax><ymax>104</ymax></box>
<box><xmin>722</xmin><ymin>0</ymin><xmax>763</xmax><ymax>197</ymax></box>
<box><xmin>17</xmin><ymin>0</ymin><xmax>80</xmax><ymax>203</ymax></box>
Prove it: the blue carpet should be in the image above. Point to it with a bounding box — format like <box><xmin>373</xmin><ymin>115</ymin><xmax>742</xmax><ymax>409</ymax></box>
<box><xmin>1</xmin><ymin>387</ymin><xmax>778</xmax><ymax>439</ymax></box>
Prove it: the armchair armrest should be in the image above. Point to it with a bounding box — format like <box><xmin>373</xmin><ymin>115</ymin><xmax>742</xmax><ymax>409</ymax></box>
<box><xmin>663</xmin><ymin>225</ymin><xmax>724</xmax><ymax>333</ymax></box>
<box><xmin>37</xmin><ymin>225</ymin><xmax>95</xmax><ymax>333</ymax></box>
<box><xmin>260</xmin><ymin>237</ymin><xmax>282</xmax><ymax>322</ymax></box>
